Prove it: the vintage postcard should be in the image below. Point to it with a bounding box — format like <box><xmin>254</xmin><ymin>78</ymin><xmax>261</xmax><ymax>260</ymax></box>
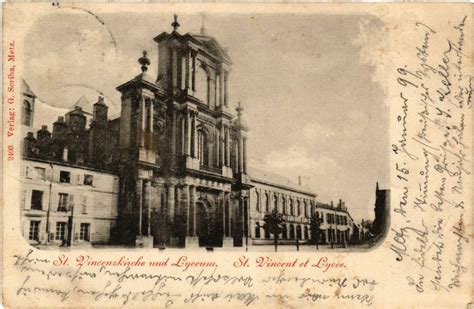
<box><xmin>2</xmin><ymin>3</ymin><xmax>472</xmax><ymax>308</ymax></box>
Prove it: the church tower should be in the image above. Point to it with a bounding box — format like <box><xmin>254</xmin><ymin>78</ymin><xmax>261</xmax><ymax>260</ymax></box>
<box><xmin>115</xmin><ymin>15</ymin><xmax>251</xmax><ymax>248</ymax></box>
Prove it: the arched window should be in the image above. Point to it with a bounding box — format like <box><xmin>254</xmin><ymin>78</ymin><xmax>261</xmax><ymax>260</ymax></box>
<box><xmin>197</xmin><ymin>129</ymin><xmax>209</xmax><ymax>166</ymax></box>
<box><xmin>296</xmin><ymin>225</ymin><xmax>302</xmax><ymax>239</ymax></box>
<box><xmin>282</xmin><ymin>198</ymin><xmax>286</xmax><ymax>215</ymax></box>
<box><xmin>304</xmin><ymin>226</ymin><xmax>309</xmax><ymax>240</ymax></box>
<box><xmin>273</xmin><ymin>194</ymin><xmax>278</xmax><ymax>210</ymax></box>
<box><xmin>282</xmin><ymin>224</ymin><xmax>287</xmax><ymax>239</ymax></box>
<box><xmin>264</xmin><ymin>193</ymin><xmax>269</xmax><ymax>212</ymax></box>
<box><xmin>255</xmin><ymin>222</ymin><xmax>261</xmax><ymax>239</ymax></box>
<box><xmin>304</xmin><ymin>201</ymin><xmax>308</xmax><ymax>218</ymax></box>
<box><xmin>22</xmin><ymin>100</ymin><xmax>32</xmax><ymax>126</ymax></box>
<box><xmin>290</xmin><ymin>199</ymin><xmax>294</xmax><ymax>216</ymax></box>
<box><xmin>297</xmin><ymin>200</ymin><xmax>301</xmax><ymax>217</ymax></box>
<box><xmin>255</xmin><ymin>191</ymin><xmax>260</xmax><ymax>212</ymax></box>
<box><xmin>289</xmin><ymin>225</ymin><xmax>295</xmax><ymax>239</ymax></box>
<box><xmin>195</xmin><ymin>62</ymin><xmax>209</xmax><ymax>104</ymax></box>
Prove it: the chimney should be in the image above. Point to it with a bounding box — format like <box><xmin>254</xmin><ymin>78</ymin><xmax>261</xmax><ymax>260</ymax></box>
<box><xmin>62</xmin><ymin>147</ymin><xmax>69</xmax><ymax>162</ymax></box>
<box><xmin>339</xmin><ymin>198</ymin><xmax>342</xmax><ymax>209</ymax></box>
<box><xmin>52</xmin><ymin>116</ymin><xmax>67</xmax><ymax>140</ymax></box>
<box><xmin>298</xmin><ymin>176</ymin><xmax>302</xmax><ymax>186</ymax></box>
<box><xmin>330</xmin><ymin>200</ymin><xmax>334</xmax><ymax>207</ymax></box>
<box><xmin>37</xmin><ymin>125</ymin><xmax>51</xmax><ymax>142</ymax></box>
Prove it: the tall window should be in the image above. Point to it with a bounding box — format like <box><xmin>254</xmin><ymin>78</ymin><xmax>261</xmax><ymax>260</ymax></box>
<box><xmin>195</xmin><ymin>63</ymin><xmax>208</xmax><ymax>104</ymax></box>
<box><xmin>289</xmin><ymin>225</ymin><xmax>295</xmax><ymax>239</ymax></box>
<box><xmin>29</xmin><ymin>221</ymin><xmax>40</xmax><ymax>241</ymax></box>
<box><xmin>197</xmin><ymin>130</ymin><xmax>209</xmax><ymax>166</ymax></box>
<box><xmin>282</xmin><ymin>198</ymin><xmax>286</xmax><ymax>214</ymax></box>
<box><xmin>58</xmin><ymin>193</ymin><xmax>68</xmax><ymax>212</ymax></box>
<box><xmin>55</xmin><ymin>222</ymin><xmax>67</xmax><ymax>241</ymax></box>
<box><xmin>273</xmin><ymin>194</ymin><xmax>278</xmax><ymax>210</ymax></box>
<box><xmin>255</xmin><ymin>222</ymin><xmax>261</xmax><ymax>239</ymax></box>
<box><xmin>22</xmin><ymin>100</ymin><xmax>32</xmax><ymax>126</ymax></box>
<box><xmin>80</xmin><ymin>223</ymin><xmax>90</xmax><ymax>241</ymax></box>
<box><xmin>304</xmin><ymin>201</ymin><xmax>308</xmax><ymax>218</ymax></box>
<box><xmin>144</xmin><ymin>99</ymin><xmax>152</xmax><ymax>132</ymax></box>
<box><xmin>290</xmin><ymin>199</ymin><xmax>294</xmax><ymax>216</ymax></box>
<box><xmin>264</xmin><ymin>193</ymin><xmax>269</xmax><ymax>212</ymax></box>
<box><xmin>296</xmin><ymin>200</ymin><xmax>301</xmax><ymax>217</ymax></box>
<box><xmin>31</xmin><ymin>190</ymin><xmax>43</xmax><ymax>210</ymax></box>
<box><xmin>255</xmin><ymin>191</ymin><xmax>260</xmax><ymax>212</ymax></box>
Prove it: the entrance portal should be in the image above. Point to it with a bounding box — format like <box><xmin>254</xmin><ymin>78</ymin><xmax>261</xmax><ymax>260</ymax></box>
<box><xmin>196</xmin><ymin>199</ymin><xmax>221</xmax><ymax>247</ymax></box>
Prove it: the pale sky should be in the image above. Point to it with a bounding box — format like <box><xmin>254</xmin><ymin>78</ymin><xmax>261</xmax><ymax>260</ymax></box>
<box><xmin>23</xmin><ymin>10</ymin><xmax>389</xmax><ymax>222</ymax></box>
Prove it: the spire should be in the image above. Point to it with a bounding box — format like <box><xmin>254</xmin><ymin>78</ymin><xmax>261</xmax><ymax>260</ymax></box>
<box><xmin>138</xmin><ymin>50</ymin><xmax>151</xmax><ymax>73</ymax></box>
<box><xmin>171</xmin><ymin>14</ymin><xmax>180</xmax><ymax>33</ymax></box>
<box><xmin>376</xmin><ymin>182</ymin><xmax>379</xmax><ymax>191</ymax></box>
<box><xmin>200</xmin><ymin>13</ymin><xmax>207</xmax><ymax>35</ymax></box>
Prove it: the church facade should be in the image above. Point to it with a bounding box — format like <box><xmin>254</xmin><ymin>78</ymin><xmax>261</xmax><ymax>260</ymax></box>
<box><xmin>20</xmin><ymin>17</ymin><xmax>354</xmax><ymax>249</ymax></box>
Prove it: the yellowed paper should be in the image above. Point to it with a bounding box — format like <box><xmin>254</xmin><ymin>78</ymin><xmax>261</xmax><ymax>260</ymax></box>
<box><xmin>2</xmin><ymin>3</ymin><xmax>472</xmax><ymax>308</ymax></box>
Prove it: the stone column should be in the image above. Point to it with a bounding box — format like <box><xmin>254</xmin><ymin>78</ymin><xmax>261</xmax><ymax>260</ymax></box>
<box><xmin>171</xmin><ymin>110</ymin><xmax>177</xmax><ymax>166</ymax></box>
<box><xmin>181</xmin><ymin>115</ymin><xmax>185</xmax><ymax>155</ymax></box>
<box><xmin>220</xmin><ymin>192</ymin><xmax>225</xmax><ymax>237</ymax></box>
<box><xmin>149</xmin><ymin>100</ymin><xmax>154</xmax><ymax>149</ymax></box>
<box><xmin>238</xmin><ymin>136</ymin><xmax>244</xmax><ymax>174</ymax></box>
<box><xmin>224</xmin><ymin>71</ymin><xmax>228</xmax><ymax>106</ymax></box>
<box><xmin>219</xmin><ymin>71</ymin><xmax>223</xmax><ymax>106</ymax></box>
<box><xmin>220</xmin><ymin>128</ymin><xmax>225</xmax><ymax>167</ymax></box>
<box><xmin>185</xmin><ymin>185</ymin><xmax>190</xmax><ymax>236</ymax></box>
<box><xmin>191</xmin><ymin>52</ymin><xmax>196</xmax><ymax>91</ymax></box>
<box><xmin>226</xmin><ymin>193</ymin><xmax>231</xmax><ymax>237</ymax></box>
<box><xmin>192</xmin><ymin>114</ymin><xmax>198</xmax><ymax>158</ymax></box>
<box><xmin>145</xmin><ymin>181</ymin><xmax>151</xmax><ymax>236</ymax></box>
<box><xmin>243</xmin><ymin>137</ymin><xmax>247</xmax><ymax>174</ymax></box>
<box><xmin>216</xmin><ymin>128</ymin><xmax>220</xmax><ymax>167</ymax></box>
<box><xmin>185</xmin><ymin>113</ymin><xmax>191</xmax><ymax>156</ymax></box>
<box><xmin>171</xmin><ymin>49</ymin><xmax>178</xmax><ymax>89</ymax></box>
<box><xmin>168</xmin><ymin>183</ymin><xmax>175</xmax><ymax>223</ymax></box>
<box><xmin>191</xmin><ymin>186</ymin><xmax>197</xmax><ymax>236</ymax></box>
<box><xmin>136</xmin><ymin>179</ymin><xmax>143</xmax><ymax>236</ymax></box>
<box><xmin>140</xmin><ymin>97</ymin><xmax>146</xmax><ymax>147</ymax></box>
<box><xmin>185</xmin><ymin>51</ymin><xmax>190</xmax><ymax>90</ymax></box>
<box><xmin>225</xmin><ymin>127</ymin><xmax>230</xmax><ymax>166</ymax></box>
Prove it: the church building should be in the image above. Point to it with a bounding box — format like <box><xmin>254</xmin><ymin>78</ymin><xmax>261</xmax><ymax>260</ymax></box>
<box><xmin>20</xmin><ymin>16</ymin><xmax>354</xmax><ymax>249</ymax></box>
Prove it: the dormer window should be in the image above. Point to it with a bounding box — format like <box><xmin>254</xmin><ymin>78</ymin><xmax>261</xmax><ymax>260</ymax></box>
<box><xmin>22</xmin><ymin>100</ymin><xmax>33</xmax><ymax>126</ymax></box>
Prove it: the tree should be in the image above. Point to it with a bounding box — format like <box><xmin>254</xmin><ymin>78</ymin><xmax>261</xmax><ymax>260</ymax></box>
<box><xmin>263</xmin><ymin>208</ymin><xmax>285</xmax><ymax>252</ymax></box>
<box><xmin>310</xmin><ymin>213</ymin><xmax>322</xmax><ymax>250</ymax></box>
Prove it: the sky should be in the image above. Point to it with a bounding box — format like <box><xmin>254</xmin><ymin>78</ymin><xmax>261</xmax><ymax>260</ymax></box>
<box><xmin>23</xmin><ymin>9</ymin><xmax>389</xmax><ymax>222</ymax></box>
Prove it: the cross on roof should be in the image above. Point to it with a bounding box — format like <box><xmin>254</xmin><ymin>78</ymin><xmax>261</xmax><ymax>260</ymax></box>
<box><xmin>171</xmin><ymin>14</ymin><xmax>180</xmax><ymax>32</ymax></box>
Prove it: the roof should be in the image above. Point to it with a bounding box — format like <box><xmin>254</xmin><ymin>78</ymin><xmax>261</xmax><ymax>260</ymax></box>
<box><xmin>248</xmin><ymin>167</ymin><xmax>316</xmax><ymax>196</ymax></box>
<box><xmin>188</xmin><ymin>33</ymin><xmax>232</xmax><ymax>63</ymax></box>
<box><xmin>154</xmin><ymin>31</ymin><xmax>232</xmax><ymax>64</ymax></box>
<box><xmin>21</xmin><ymin>79</ymin><xmax>36</xmax><ymax>98</ymax></box>
<box><xmin>73</xmin><ymin>95</ymin><xmax>93</xmax><ymax>115</ymax></box>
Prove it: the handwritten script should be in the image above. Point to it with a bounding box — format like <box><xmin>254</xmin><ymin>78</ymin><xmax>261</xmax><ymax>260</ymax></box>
<box><xmin>11</xmin><ymin>249</ymin><xmax>378</xmax><ymax>307</ymax></box>
<box><xmin>391</xmin><ymin>16</ymin><xmax>471</xmax><ymax>294</ymax></box>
